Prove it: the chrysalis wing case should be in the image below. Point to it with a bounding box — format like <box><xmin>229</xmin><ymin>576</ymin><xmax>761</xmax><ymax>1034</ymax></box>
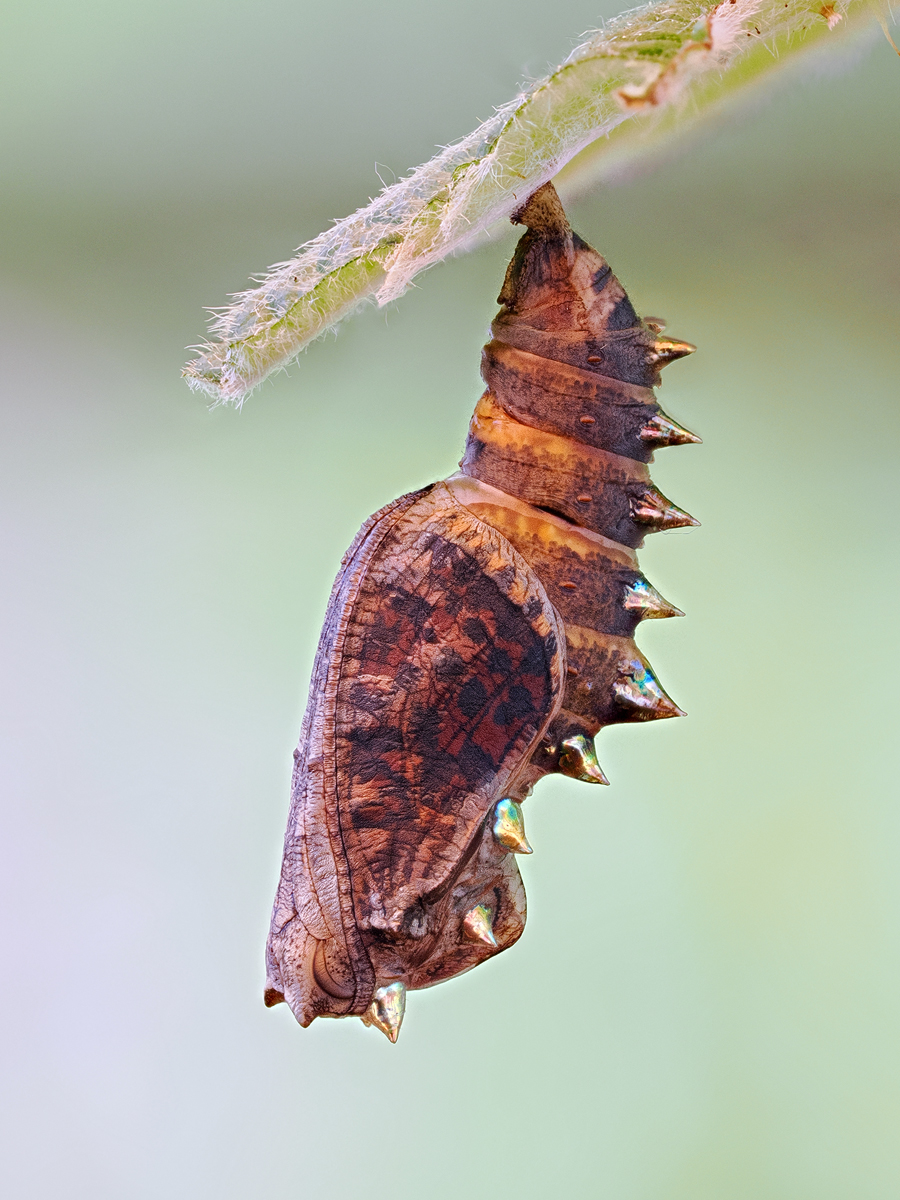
<box><xmin>265</xmin><ymin>182</ymin><xmax>700</xmax><ymax>1042</ymax></box>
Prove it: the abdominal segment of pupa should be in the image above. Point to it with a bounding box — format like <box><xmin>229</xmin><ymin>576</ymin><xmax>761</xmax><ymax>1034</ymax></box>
<box><xmin>264</xmin><ymin>181</ymin><xmax>699</xmax><ymax>1041</ymax></box>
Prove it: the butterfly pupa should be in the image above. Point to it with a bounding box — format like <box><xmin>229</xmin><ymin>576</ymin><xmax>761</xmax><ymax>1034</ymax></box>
<box><xmin>264</xmin><ymin>182</ymin><xmax>699</xmax><ymax>1040</ymax></box>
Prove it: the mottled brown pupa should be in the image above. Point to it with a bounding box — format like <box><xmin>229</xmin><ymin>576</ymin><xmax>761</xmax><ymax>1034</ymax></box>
<box><xmin>265</xmin><ymin>182</ymin><xmax>699</xmax><ymax>1040</ymax></box>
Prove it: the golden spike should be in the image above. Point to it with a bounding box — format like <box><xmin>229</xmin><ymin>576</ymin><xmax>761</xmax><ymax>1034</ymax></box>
<box><xmin>640</xmin><ymin>411</ymin><xmax>702</xmax><ymax>447</ymax></box>
<box><xmin>462</xmin><ymin>905</ymin><xmax>498</xmax><ymax>948</ymax></box>
<box><xmin>631</xmin><ymin>486</ymin><xmax>699</xmax><ymax>531</ymax></box>
<box><xmin>558</xmin><ymin>734</ymin><xmax>610</xmax><ymax>785</ymax></box>
<box><xmin>613</xmin><ymin>657</ymin><xmax>685</xmax><ymax>720</ymax></box>
<box><xmin>623</xmin><ymin>578</ymin><xmax>684</xmax><ymax>620</ymax></box>
<box><xmin>647</xmin><ymin>337</ymin><xmax>695</xmax><ymax>367</ymax></box>
<box><xmin>361</xmin><ymin>981</ymin><xmax>407</xmax><ymax>1043</ymax></box>
<box><xmin>492</xmin><ymin>798</ymin><xmax>533</xmax><ymax>854</ymax></box>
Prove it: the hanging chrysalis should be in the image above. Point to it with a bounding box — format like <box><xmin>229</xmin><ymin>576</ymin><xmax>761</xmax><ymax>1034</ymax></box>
<box><xmin>264</xmin><ymin>182</ymin><xmax>699</xmax><ymax>1042</ymax></box>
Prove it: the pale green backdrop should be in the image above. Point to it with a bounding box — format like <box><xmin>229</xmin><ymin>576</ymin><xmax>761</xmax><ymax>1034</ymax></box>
<box><xmin>1</xmin><ymin>3</ymin><xmax>898</xmax><ymax>1198</ymax></box>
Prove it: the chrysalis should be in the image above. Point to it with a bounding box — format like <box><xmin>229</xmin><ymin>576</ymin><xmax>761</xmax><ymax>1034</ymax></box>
<box><xmin>265</xmin><ymin>182</ymin><xmax>699</xmax><ymax>1042</ymax></box>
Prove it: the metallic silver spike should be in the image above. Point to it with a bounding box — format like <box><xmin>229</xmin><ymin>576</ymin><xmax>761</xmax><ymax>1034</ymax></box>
<box><xmin>558</xmin><ymin>734</ymin><xmax>610</xmax><ymax>785</ymax></box>
<box><xmin>647</xmin><ymin>337</ymin><xmax>696</xmax><ymax>367</ymax></box>
<box><xmin>463</xmin><ymin>905</ymin><xmax>498</xmax><ymax>948</ymax></box>
<box><xmin>361</xmin><ymin>982</ymin><xmax>406</xmax><ymax>1043</ymax></box>
<box><xmin>614</xmin><ymin>658</ymin><xmax>685</xmax><ymax>720</ymax></box>
<box><xmin>624</xmin><ymin>578</ymin><xmax>684</xmax><ymax>620</ymax></box>
<box><xmin>631</xmin><ymin>486</ymin><xmax>700</xmax><ymax>530</ymax></box>
<box><xmin>640</xmin><ymin>411</ymin><xmax>702</xmax><ymax>447</ymax></box>
<box><xmin>492</xmin><ymin>798</ymin><xmax>533</xmax><ymax>854</ymax></box>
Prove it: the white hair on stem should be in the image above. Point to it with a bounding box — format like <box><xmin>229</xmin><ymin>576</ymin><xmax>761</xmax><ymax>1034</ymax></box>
<box><xmin>184</xmin><ymin>0</ymin><xmax>881</xmax><ymax>406</ymax></box>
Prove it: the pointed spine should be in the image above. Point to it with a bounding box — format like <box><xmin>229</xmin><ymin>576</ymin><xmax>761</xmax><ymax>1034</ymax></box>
<box><xmin>647</xmin><ymin>337</ymin><xmax>695</xmax><ymax>368</ymax></box>
<box><xmin>493</xmin><ymin>798</ymin><xmax>533</xmax><ymax>854</ymax></box>
<box><xmin>361</xmin><ymin>982</ymin><xmax>407</xmax><ymax>1043</ymax></box>
<box><xmin>630</xmin><ymin>485</ymin><xmax>699</xmax><ymax>531</ymax></box>
<box><xmin>462</xmin><ymin>905</ymin><xmax>498</xmax><ymax>948</ymax></box>
<box><xmin>614</xmin><ymin>656</ymin><xmax>684</xmax><ymax>720</ymax></box>
<box><xmin>558</xmin><ymin>734</ymin><xmax>610</xmax><ymax>785</ymax></box>
<box><xmin>624</xmin><ymin>578</ymin><xmax>684</xmax><ymax>620</ymax></box>
<box><xmin>640</xmin><ymin>411</ymin><xmax>702</xmax><ymax>448</ymax></box>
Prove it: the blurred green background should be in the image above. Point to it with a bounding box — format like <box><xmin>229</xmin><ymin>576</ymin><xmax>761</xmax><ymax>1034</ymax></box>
<box><xmin>1</xmin><ymin>2</ymin><xmax>898</xmax><ymax>1197</ymax></box>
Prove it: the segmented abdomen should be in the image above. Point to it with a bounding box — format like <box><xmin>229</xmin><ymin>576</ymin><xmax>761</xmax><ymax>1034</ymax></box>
<box><xmin>448</xmin><ymin>180</ymin><xmax>700</xmax><ymax>788</ymax></box>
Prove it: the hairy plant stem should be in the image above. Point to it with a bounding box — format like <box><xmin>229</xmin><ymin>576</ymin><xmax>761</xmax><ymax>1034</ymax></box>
<box><xmin>185</xmin><ymin>0</ymin><xmax>880</xmax><ymax>406</ymax></box>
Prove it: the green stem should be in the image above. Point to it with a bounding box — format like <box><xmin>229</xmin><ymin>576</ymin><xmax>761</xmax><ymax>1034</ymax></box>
<box><xmin>185</xmin><ymin>0</ymin><xmax>879</xmax><ymax>406</ymax></box>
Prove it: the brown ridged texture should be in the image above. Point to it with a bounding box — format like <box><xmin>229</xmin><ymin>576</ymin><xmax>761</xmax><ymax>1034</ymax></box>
<box><xmin>456</xmin><ymin>180</ymin><xmax>698</xmax><ymax>785</ymax></box>
<box><xmin>266</xmin><ymin>181</ymin><xmax>699</xmax><ymax>1033</ymax></box>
